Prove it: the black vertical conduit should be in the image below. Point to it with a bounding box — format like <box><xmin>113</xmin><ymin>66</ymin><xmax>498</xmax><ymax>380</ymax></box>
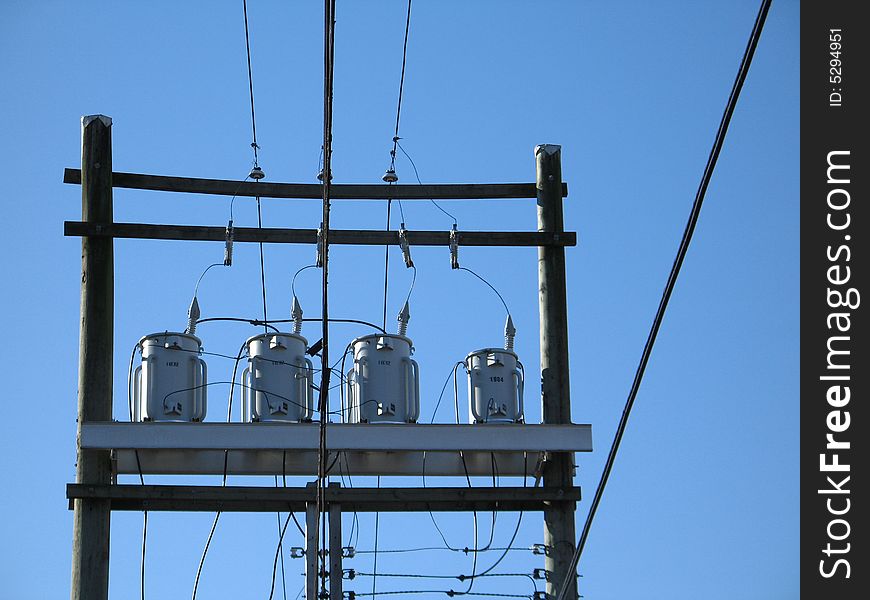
<box><xmin>317</xmin><ymin>0</ymin><xmax>338</xmax><ymax>597</ymax></box>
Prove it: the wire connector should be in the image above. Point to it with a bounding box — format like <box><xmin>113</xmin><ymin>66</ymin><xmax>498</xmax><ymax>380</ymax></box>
<box><xmin>342</xmin><ymin>568</ymin><xmax>356</xmax><ymax>580</ymax></box>
<box><xmin>398</xmin><ymin>224</ymin><xmax>414</xmax><ymax>268</ymax></box>
<box><xmin>533</xmin><ymin>568</ymin><xmax>549</xmax><ymax>581</ymax></box>
<box><xmin>316</xmin><ymin>225</ymin><xmax>325</xmax><ymax>268</ymax></box>
<box><xmin>449</xmin><ymin>223</ymin><xmax>460</xmax><ymax>269</ymax></box>
<box><xmin>223</xmin><ymin>219</ymin><xmax>234</xmax><ymax>266</ymax></box>
<box><xmin>533</xmin><ymin>592</ymin><xmax>547</xmax><ymax>600</ymax></box>
<box><xmin>532</xmin><ymin>543</ymin><xmax>550</xmax><ymax>556</ymax></box>
<box><xmin>289</xmin><ymin>547</ymin><xmax>305</xmax><ymax>559</ymax></box>
<box><xmin>343</xmin><ymin>592</ymin><xmax>356</xmax><ymax>600</ymax></box>
<box><xmin>341</xmin><ymin>546</ymin><xmax>356</xmax><ymax>558</ymax></box>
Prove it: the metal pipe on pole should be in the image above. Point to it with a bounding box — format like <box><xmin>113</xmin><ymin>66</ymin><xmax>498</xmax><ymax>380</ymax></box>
<box><xmin>536</xmin><ymin>144</ymin><xmax>578</xmax><ymax>600</ymax></box>
<box><xmin>328</xmin><ymin>491</ymin><xmax>343</xmax><ymax>600</ymax></box>
<box><xmin>70</xmin><ymin>115</ymin><xmax>114</xmax><ymax>600</ymax></box>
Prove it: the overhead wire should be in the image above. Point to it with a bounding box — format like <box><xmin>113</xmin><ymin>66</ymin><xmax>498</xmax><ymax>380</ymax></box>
<box><xmin>395</xmin><ymin>140</ymin><xmax>458</xmax><ymax>226</ymax></box>
<box><xmin>457</xmin><ymin>267</ymin><xmax>510</xmax><ymax>317</ymax></box>
<box><xmin>351</xmin><ymin>572</ymin><xmax>538</xmax><ymax>595</ymax></box>
<box><xmin>195</xmin><ymin>316</ymin><xmax>387</xmax><ymax>335</ymax></box>
<box><xmin>191</xmin><ymin>340</ymin><xmax>247</xmax><ymax>600</ymax></box>
<box><xmin>381</xmin><ymin>200</ymin><xmax>392</xmax><ymax>331</ymax></box>
<box><xmin>372</xmin><ymin>477</ymin><xmax>381</xmax><ymax>600</ymax></box>
<box><xmin>275</xmin><ymin>477</ymin><xmax>289</xmax><ymax>600</ymax></box>
<box><xmin>353</xmin><ymin>547</ymin><xmax>529</xmax><ymax>556</ymax></box>
<box><xmin>242</xmin><ymin>0</ymin><xmax>260</xmax><ymax>167</ymax></box>
<box><xmin>381</xmin><ymin>0</ymin><xmax>414</xmax><ymax>334</ymax></box>
<box><xmin>354</xmin><ymin>591</ymin><xmax>532</xmax><ymax>599</ymax></box>
<box><xmin>127</xmin><ymin>344</ymin><xmax>148</xmax><ymax>600</ymax></box>
<box><xmin>553</xmin><ymin>2</ymin><xmax>773</xmax><ymax>599</ymax></box>
<box><xmin>256</xmin><ymin>196</ymin><xmax>269</xmax><ymax>335</ymax></box>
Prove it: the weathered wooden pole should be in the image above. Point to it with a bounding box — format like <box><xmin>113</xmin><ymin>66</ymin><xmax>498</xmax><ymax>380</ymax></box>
<box><xmin>536</xmin><ymin>144</ymin><xmax>577</xmax><ymax>600</ymax></box>
<box><xmin>71</xmin><ymin>115</ymin><xmax>114</xmax><ymax>600</ymax></box>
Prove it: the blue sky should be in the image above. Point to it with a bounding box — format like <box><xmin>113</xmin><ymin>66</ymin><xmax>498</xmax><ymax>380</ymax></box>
<box><xmin>0</xmin><ymin>1</ymin><xmax>798</xmax><ymax>599</ymax></box>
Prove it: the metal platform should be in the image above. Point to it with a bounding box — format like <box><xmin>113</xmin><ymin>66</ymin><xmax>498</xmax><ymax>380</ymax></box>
<box><xmin>81</xmin><ymin>422</ymin><xmax>592</xmax><ymax>476</ymax></box>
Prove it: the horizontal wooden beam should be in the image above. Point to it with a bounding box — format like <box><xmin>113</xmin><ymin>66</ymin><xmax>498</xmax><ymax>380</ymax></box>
<box><xmin>64</xmin><ymin>221</ymin><xmax>577</xmax><ymax>247</ymax></box>
<box><xmin>63</xmin><ymin>168</ymin><xmax>568</xmax><ymax>200</ymax></box>
<box><xmin>67</xmin><ymin>484</ymin><xmax>579</xmax><ymax>512</ymax></box>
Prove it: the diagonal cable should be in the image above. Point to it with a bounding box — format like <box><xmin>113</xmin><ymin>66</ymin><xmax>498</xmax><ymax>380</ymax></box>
<box><xmin>555</xmin><ymin>1</ymin><xmax>773</xmax><ymax>599</ymax></box>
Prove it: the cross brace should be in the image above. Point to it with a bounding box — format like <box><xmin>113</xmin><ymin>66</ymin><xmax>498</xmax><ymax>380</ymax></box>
<box><xmin>63</xmin><ymin>168</ymin><xmax>568</xmax><ymax>200</ymax></box>
<box><xmin>66</xmin><ymin>484</ymin><xmax>579</xmax><ymax>513</ymax></box>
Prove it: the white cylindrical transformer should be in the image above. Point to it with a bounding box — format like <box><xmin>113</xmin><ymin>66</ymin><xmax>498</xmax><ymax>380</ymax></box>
<box><xmin>241</xmin><ymin>333</ymin><xmax>314</xmax><ymax>422</ymax></box>
<box><xmin>345</xmin><ymin>334</ymin><xmax>420</xmax><ymax>424</ymax></box>
<box><xmin>465</xmin><ymin>348</ymin><xmax>524</xmax><ymax>424</ymax></box>
<box><xmin>132</xmin><ymin>332</ymin><xmax>207</xmax><ymax>422</ymax></box>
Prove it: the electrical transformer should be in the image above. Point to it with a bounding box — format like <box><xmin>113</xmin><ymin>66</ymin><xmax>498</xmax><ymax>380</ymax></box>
<box><xmin>132</xmin><ymin>332</ymin><xmax>207</xmax><ymax>422</ymax></box>
<box><xmin>345</xmin><ymin>334</ymin><xmax>420</xmax><ymax>423</ymax></box>
<box><xmin>465</xmin><ymin>348</ymin><xmax>524</xmax><ymax>424</ymax></box>
<box><xmin>241</xmin><ymin>332</ymin><xmax>314</xmax><ymax>422</ymax></box>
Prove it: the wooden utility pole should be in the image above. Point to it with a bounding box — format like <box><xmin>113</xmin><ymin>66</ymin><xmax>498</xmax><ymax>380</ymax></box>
<box><xmin>71</xmin><ymin>115</ymin><xmax>114</xmax><ymax>600</ymax></box>
<box><xmin>536</xmin><ymin>144</ymin><xmax>577</xmax><ymax>600</ymax></box>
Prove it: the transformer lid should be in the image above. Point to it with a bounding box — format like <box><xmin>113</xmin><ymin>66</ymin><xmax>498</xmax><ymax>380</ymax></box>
<box><xmin>245</xmin><ymin>331</ymin><xmax>309</xmax><ymax>348</ymax></box>
<box><xmin>465</xmin><ymin>347</ymin><xmax>519</xmax><ymax>361</ymax></box>
<box><xmin>139</xmin><ymin>331</ymin><xmax>202</xmax><ymax>348</ymax></box>
<box><xmin>350</xmin><ymin>332</ymin><xmax>414</xmax><ymax>348</ymax></box>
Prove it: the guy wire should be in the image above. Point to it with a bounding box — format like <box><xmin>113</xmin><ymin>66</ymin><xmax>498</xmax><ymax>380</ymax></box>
<box><xmin>554</xmin><ymin>2</ymin><xmax>773</xmax><ymax>598</ymax></box>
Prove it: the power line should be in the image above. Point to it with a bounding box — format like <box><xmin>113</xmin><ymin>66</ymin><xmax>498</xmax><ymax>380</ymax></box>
<box><xmin>554</xmin><ymin>2</ymin><xmax>772</xmax><ymax>599</ymax></box>
<box><xmin>191</xmin><ymin>341</ymin><xmax>247</xmax><ymax>600</ymax></box>
<box><xmin>382</xmin><ymin>0</ymin><xmax>413</xmax><ymax>334</ymax></box>
<box><xmin>395</xmin><ymin>141</ymin><xmax>457</xmax><ymax>226</ymax></box>
<box><xmin>381</xmin><ymin>200</ymin><xmax>392</xmax><ymax>331</ymax></box>
<box><xmin>385</xmin><ymin>0</ymin><xmax>414</xmax><ymax>175</ymax></box>
<box><xmin>256</xmin><ymin>196</ymin><xmax>269</xmax><ymax>334</ymax></box>
<box><xmin>242</xmin><ymin>0</ymin><xmax>260</xmax><ymax>166</ymax></box>
<box><xmin>392</xmin><ymin>0</ymin><xmax>412</xmax><ymax>159</ymax></box>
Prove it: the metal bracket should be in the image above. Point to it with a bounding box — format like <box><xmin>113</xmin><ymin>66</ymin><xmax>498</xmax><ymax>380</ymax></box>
<box><xmin>398</xmin><ymin>226</ymin><xmax>414</xmax><ymax>268</ymax></box>
<box><xmin>533</xmin><ymin>451</ymin><xmax>549</xmax><ymax>485</ymax></box>
<box><xmin>110</xmin><ymin>450</ymin><xmax>118</xmax><ymax>485</ymax></box>
<box><xmin>315</xmin><ymin>226</ymin><xmax>324</xmax><ymax>267</ymax></box>
<box><xmin>449</xmin><ymin>224</ymin><xmax>459</xmax><ymax>269</ymax></box>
